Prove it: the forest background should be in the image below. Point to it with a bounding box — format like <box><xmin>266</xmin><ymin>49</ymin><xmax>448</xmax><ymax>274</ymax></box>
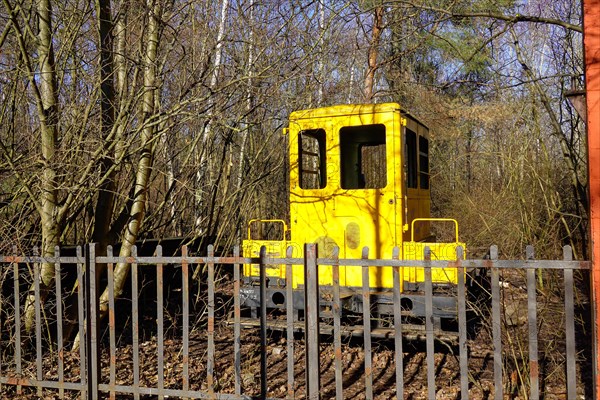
<box><xmin>0</xmin><ymin>0</ymin><xmax>587</xmax><ymax>327</ymax></box>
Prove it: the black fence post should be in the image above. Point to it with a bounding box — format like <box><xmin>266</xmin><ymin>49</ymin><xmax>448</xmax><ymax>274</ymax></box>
<box><xmin>259</xmin><ymin>246</ymin><xmax>268</xmax><ymax>399</ymax></box>
<box><xmin>305</xmin><ymin>243</ymin><xmax>320</xmax><ymax>400</ymax></box>
<box><xmin>490</xmin><ymin>245</ymin><xmax>502</xmax><ymax>400</ymax></box>
<box><xmin>85</xmin><ymin>243</ymin><xmax>99</xmax><ymax>400</ymax></box>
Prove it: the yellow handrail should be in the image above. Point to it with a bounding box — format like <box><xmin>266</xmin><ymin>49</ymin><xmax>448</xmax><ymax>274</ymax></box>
<box><xmin>247</xmin><ymin>219</ymin><xmax>288</xmax><ymax>240</ymax></box>
<box><xmin>410</xmin><ymin>218</ymin><xmax>459</xmax><ymax>243</ymax></box>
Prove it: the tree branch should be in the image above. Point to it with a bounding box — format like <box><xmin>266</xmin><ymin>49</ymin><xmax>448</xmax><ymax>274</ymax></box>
<box><xmin>393</xmin><ymin>1</ymin><xmax>582</xmax><ymax>33</ymax></box>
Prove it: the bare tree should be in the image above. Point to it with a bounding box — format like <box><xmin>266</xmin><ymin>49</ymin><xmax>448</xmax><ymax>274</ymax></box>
<box><xmin>364</xmin><ymin>3</ymin><xmax>384</xmax><ymax>101</ymax></box>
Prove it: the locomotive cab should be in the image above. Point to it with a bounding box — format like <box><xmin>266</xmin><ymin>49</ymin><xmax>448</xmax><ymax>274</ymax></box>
<box><xmin>241</xmin><ymin>103</ymin><xmax>465</xmax><ymax>330</ymax></box>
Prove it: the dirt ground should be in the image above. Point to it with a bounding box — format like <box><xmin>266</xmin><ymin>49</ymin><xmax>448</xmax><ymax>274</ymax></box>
<box><xmin>1</xmin><ymin>319</ymin><xmax>590</xmax><ymax>400</ymax></box>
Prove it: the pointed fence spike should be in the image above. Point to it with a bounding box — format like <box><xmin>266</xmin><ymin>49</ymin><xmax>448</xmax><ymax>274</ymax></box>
<box><xmin>456</xmin><ymin>246</ymin><xmax>464</xmax><ymax>261</ymax></box>
<box><xmin>526</xmin><ymin>245</ymin><xmax>535</xmax><ymax>260</ymax></box>
<box><xmin>563</xmin><ymin>245</ymin><xmax>573</xmax><ymax>260</ymax></box>
<box><xmin>490</xmin><ymin>245</ymin><xmax>498</xmax><ymax>260</ymax></box>
<box><xmin>260</xmin><ymin>245</ymin><xmax>267</xmax><ymax>259</ymax></box>
<box><xmin>424</xmin><ymin>246</ymin><xmax>431</xmax><ymax>260</ymax></box>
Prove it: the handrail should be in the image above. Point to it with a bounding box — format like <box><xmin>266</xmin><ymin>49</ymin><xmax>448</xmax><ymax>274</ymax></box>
<box><xmin>411</xmin><ymin>218</ymin><xmax>459</xmax><ymax>243</ymax></box>
<box><xmin>247</xmin><ymin>219</ymin><xmax>288</xmax><ymax>241</ymax></box>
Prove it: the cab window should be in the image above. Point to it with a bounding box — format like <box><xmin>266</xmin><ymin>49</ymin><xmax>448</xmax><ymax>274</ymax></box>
<box><xmin>406</xmin><ymin>129</ymin><xmax>417</xmax><ymax>189</ymax></box>
<box><xmin>299</xmin><ymin>129</ymin><xmax>326</xmax><ymax>189</ymax></box>
<box><xmin>340</xmin><ymin>124</ymin><xmax>386</xmax><ymax>189</ymax></box>
<box><xmin>419</xmin><ymin>135</ymin><xmax>429</xmax><ymax>189</ymax></box>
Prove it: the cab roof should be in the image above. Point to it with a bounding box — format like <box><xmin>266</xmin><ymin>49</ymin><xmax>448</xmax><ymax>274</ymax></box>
<box><xmin>289</xmin><ymin>103</ymin><xmax>402</xmax><ymax>120</ymax></box>
<box><xmin>289</xmin><ymin>103</ymin><xmax>428</xmax><ymax>130</ymax></box>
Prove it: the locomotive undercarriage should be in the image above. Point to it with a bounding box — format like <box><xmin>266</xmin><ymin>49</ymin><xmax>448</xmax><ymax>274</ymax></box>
<box><xmin>237</xmin><ymin>272</ymin><xmax>487</xmax><ymax>341</ymax></box>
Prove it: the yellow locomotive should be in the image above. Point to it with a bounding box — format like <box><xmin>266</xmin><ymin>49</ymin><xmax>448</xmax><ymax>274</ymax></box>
<box><xmin>241</xmin><ymin>103</ymin><xmax>465</xmax><ymax>329</ymax></box>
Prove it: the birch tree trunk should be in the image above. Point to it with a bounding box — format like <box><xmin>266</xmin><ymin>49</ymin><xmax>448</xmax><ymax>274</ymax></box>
<box><xmin>23</xmin><ymin>0</ymin><xmax>61</xmax><ymax>332</ymax></box>
<box><xmin>99</xmin><ymin>0</ymin><xmax>160</xmax><ymax>314</ymax></box>
<box><xmin>235</xmin><ymin>0</ymin><xmax>254</xmax><ymax>235</ymax></box>
<box><xmin>104</xmin><ymin>0</ymin><xmax>133</xmax><ymax>240</ymax></box>
<box><xmin>195</xmin><ymin>0</ymin><xmax>229</xmax><ymax>231</ymax></box>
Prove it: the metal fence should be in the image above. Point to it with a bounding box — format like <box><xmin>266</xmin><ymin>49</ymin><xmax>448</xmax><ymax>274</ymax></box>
<box><xmin>0</xmin><ymin>243</ymin><xmax>591</xmax><ymax>399</ymax></box>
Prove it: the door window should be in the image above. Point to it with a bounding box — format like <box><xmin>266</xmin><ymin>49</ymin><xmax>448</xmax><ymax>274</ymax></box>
<box><xmin>339</xmin><ymin>124</ymin><xmax>387</xmax><ymax>189</ymax></box>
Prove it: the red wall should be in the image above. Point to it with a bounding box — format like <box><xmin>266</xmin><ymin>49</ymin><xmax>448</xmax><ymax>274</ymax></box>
<box><xmin>584</xmin><ymin>0</ymin><xmax>600</xmax><ymax>397</ymax></box>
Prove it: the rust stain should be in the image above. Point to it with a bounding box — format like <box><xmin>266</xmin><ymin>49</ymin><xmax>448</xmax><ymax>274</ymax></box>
<box><xmin>6</xmin><ymin>376</ymin><xmax>21</xmax><ymax>385</ymax></box>
<box><xmin>345</xmin><ymin>222</ymin><xmax>360</xmax><ymax>249</ymax></box>
<box><xmin>530</xmin><ymin>360</ymin><xmax>539</xmax><ymax>380</ymax></box>
<box><xmin>335</xmin><ymin>347</ymin><xmax>342</xmax><ymax>359</ymax></box>
<box><xmin>6</xmin><ymin>376</ymin><xmax>24</xmax><ymax>385</ymax></box>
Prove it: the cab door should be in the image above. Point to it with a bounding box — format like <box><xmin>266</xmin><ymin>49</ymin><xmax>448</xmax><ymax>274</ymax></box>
<box><xmin>289</xmin><ymin>119</ymin><xmax>338</xmax><ymax>286</ymax></box>
<box><xmin>332</xmin><ymin>114</ymin><xmax>398</xmax><ymax>289</ymax></box>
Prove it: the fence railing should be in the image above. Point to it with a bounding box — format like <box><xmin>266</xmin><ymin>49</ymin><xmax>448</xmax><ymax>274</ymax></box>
<box><xmin>0</xmin><ymin>243</ymin><xmax>591</xmax><ymax>399</ymax></box>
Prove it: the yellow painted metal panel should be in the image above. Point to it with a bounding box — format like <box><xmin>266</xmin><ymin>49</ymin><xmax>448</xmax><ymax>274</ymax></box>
<box><xmin>242</xmin><ymin>239</ymin><xmax>288</xmax><ymax>279</ymax></box>
<box><xmin>402</xmin><ymin>242</ymin><xmax>466</xmax><ymax>284</ymax></box>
